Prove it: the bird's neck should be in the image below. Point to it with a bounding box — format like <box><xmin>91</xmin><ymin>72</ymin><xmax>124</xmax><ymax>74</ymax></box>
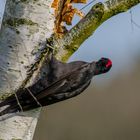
<box><xmin>94</xmin><ymin>63</ymin><xmax>103</xmax><ymax>75</ymax></box>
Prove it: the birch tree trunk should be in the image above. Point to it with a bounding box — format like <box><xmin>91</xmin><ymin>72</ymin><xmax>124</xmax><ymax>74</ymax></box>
<box><xmin>0</xmin><ymin>0</ymin><xmax>54</xmax><ymax>139</ymax></box>
<box><xmin>0</xmin><ymin>0</ymin><xmax>139</xmax><ymax>139</ymax></box>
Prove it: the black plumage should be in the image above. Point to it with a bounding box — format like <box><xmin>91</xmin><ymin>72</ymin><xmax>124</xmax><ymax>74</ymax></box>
<box><xmin>0</xmin><ymin>57</ymin><xmax>112</xmax><ymax>116</ymax></box>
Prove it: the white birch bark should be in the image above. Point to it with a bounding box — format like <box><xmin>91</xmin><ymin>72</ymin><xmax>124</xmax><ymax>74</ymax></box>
<box><xmin>0</xmin><ymin>0</ymin><xmax>54</xmax><ymax>139</ymax></box>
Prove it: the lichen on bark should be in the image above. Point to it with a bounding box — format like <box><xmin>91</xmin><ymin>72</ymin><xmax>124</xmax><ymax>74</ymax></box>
<box><xmin>0</xmin><ymin>0</ymin><xmax>54</xmax><ymax>139</ymax></box>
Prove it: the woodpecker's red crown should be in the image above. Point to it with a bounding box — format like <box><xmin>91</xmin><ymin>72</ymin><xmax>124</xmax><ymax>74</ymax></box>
<box><xmin>101</xmin><ymin>58</ymin><xmax>112</xmax><ymax>68</ymax></box>
<box><xmin>95</xmin><ymin>58</ymin><xmax>112</xmax><ymax>75</ymax></box>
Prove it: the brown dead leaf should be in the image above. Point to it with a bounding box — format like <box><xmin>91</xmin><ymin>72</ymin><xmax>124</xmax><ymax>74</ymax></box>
<box><xmin>62</xmin><ymin>9</ymin><xmax>76</xmax><ymax>25</ymax></box>
<box><xmin>51</xmin><ymin>0</ymin><xmax>87</xmax><ymax>35</ymax></box>
<box><xmin>75</xmin><ymin>9</ymin><xmax>84</xmax><ymax>17</ymax></box>
<box><xmin>51</xmin><ymin>0</ymin><xmax>59</xmax><ymax>8</ymax></box>
<box><xmin>62</xmin><ymin>3</ymin><xmax>84</xmax><ymax>25</ymax></box>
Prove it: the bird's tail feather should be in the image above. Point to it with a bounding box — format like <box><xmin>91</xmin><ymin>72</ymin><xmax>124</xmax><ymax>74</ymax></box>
<box><xmin>0</xmin><ymin>93</ymin><xmax>17</xmax><ymax>108</ymax></box>
<box><xmin>0</xmin><ymin>100</ymin><xmax>9</xmax><ymax>108</ymax></box>
<box><xmin>0</xmin><ymin>104</ymin><xmax>19</xmax><ymax>116</ymax></box>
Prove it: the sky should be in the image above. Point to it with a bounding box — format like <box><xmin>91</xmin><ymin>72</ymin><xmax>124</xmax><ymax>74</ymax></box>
<box><xmin>0</xmin><ymin>0</ymin><xmax>5</xmax><ymax>20</ymax></box>
<box><xmin>0</xmin><ymin>0</ymin><xmax>140</xmax><ymax>85</ymax></box>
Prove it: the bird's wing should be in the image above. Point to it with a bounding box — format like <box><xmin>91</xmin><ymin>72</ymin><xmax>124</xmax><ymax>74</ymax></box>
<box><xmin>52</xmin><ymin>80</ymin><xmax>91</xmax><ymax>100</ymax></box>
<box><xmin>35</xmin><ymin>63</ymin><xmax>89</xmax><ymax>100</ymax></box>
<box><xmin>22</xmin><ymin>80</ymin><xmax>92</xmax><ymax>111</ymax></box>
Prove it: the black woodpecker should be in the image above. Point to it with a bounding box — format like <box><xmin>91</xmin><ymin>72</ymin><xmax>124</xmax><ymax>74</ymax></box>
<box><xmin>0</xmin><ymin>57</ymin><xmax>112</xmax><ymax>116</ymax></box>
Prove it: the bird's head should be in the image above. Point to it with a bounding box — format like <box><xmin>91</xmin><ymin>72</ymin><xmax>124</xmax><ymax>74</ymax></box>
<box><xmin>94</xmin><ymin>58</ymin><xmax>112</xmax><ymax>75</ymax></box>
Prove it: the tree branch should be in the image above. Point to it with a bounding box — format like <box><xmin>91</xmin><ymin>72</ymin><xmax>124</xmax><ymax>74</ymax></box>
<box><xmin>54</xmin><ymin>0</ymin><xmax>140</xmax><ymax>61</ymax></box>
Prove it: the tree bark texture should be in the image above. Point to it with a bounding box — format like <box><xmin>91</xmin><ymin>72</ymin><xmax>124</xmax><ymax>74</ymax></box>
<box><xmin>0</xmin><ymin>0</ymin><xmax>54</xmax><ymax>139</ymax></box>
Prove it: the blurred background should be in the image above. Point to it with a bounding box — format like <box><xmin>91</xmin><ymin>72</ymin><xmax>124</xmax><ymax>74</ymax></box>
<box><xmin>1</xmin><ymin>0</ymin><xmax>140</xmax><ymax>140</ymax></box>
